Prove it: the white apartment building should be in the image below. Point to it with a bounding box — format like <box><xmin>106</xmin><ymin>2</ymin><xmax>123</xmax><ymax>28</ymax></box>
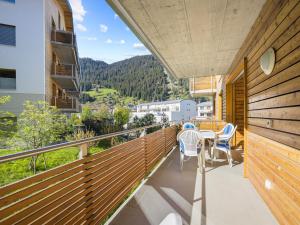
<box><xmin>132</xmin><ymin>100</ymin><xmax>197</xmax><ymax>123</ymax></box>
<box><xmin>0</xmin><ymin>0</ymin><xmax>80</xmax><ymax>115</ymax></box>
<box><xmin>197</xmin><ymin>101</ymin><xmax>213</xmax><ymax>120</ymax></box>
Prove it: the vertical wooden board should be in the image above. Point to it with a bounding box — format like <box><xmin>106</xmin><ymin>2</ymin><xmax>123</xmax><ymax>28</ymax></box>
<box><xmin>233</xmin><ymin>75</ymin><xmax>245</xmax><ymax>149</ymax></box>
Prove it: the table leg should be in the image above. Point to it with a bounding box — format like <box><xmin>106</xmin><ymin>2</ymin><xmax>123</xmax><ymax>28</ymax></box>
<box><xmin>202</xmin><ymin>139</ymin><xmax>205</xmax><ymax>170</ymax></box>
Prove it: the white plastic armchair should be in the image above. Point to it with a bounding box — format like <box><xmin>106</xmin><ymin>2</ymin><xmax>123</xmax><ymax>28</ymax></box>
<box><xmin>216</xmin><ymin>123</ymin><xmax>235</xmax><ymax>136</ymax></box>
<box><xmin>213</xmin><ymin>125</ymin><xmax>237</xmax><ymax>167</ymax></box>
<box><xmin>178</xmin><ymin>130</ymin><xmax>203</xmax><ymax>170</ymax></box>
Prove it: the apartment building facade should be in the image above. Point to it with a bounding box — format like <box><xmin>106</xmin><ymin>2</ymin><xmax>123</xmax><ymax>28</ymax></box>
<box><xmin>132</xmin><ymin>100</ymin><xmax>197</xmax><ymax>123</ymax></box>
<box><xmin>0</xmin><ymin>0</ymin><xmax>80</xmax><ymax>115</ymax></box>
<box><xmin>197</xmin><ymin>101</ymin><xmax>213</xmax><ymax>120</ymax></box>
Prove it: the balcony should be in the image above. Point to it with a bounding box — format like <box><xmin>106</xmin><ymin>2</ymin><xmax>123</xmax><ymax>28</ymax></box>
<box><xmin>0</xmin><ymin>125</ymin><xmax>277</xmax><ymax>225</ymax></box>
<box><xmin>189</xmin><ymin>76</ymin><xmax>218</xmax><ymax>97</ymax></box>
<box><xmin>51</xmin><ymin>63</ymin><xmax>78</xmax><ymax>91</ymax></box>
<box><xmin>51</xmin><ymin>30</ymin><xmax>78</xmax><ymax>64</ymax></box>
<box><xmin>51</xmin><ymin>96</ymin><xmax>80</xmax><ymax>112</ymax></box>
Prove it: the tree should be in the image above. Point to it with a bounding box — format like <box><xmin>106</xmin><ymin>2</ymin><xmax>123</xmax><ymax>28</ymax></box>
<box><xmin>93</xmin><ymin>104</ymin><xmax>110</xmax><ymax>120</ymax></box>
<box><xmin>81</xmin><ymin>105</ymin><xmax>93</xmax><ymax>121</ymax></box>
<box><xmin>0</xmin><ymin>96</ymin><xmax>16</xmax><ymax>146</ymax></box>
<box><xmin>15</xmin><ymin>101</ymin><xmax>67</xmax><ymax>173</ymax></box>
<box><xmin>114</xmin><ymin>106</ymin><xmax>130</xmax><ymax>128</ymax></box>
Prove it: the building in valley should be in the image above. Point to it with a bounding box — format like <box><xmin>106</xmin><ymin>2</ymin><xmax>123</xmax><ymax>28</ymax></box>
<box><xmin>0</xmin><ymin>0</ymin><xmax>80</xmax><ymax>115</ymax></box>
<box><xmin>132</xmin><ymin>100</ymin><xmax>197</xmax><ymax>123</ymax></box>
<box><xmin>197</xmin><ymin>101</ymin><xmax>213</xmax><ymax>120</ymax></box>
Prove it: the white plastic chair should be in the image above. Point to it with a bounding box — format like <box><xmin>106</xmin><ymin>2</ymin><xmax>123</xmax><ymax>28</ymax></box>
<box><xmin>177</xmin><ymin>130</ymin><xmax>203</xmax><ymax>170</ymax></box>
<box><xmin>213</xmin><ymin>125</ymin><xmax>237</xmax><ymax>167</ymax></box>
<box><xmin>215</xmin><ymin>123</ymin><xmax>235</xmax><ymax>138</ymax></box>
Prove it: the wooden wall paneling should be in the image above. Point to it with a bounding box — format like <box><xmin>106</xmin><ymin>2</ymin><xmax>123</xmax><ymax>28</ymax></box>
<box><xmin>228</xmin><ymin>0</ymin><xmax>300</xmax><ymax>222</ymax></box>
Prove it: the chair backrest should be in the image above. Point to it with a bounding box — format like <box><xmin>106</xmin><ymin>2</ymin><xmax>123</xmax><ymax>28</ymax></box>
<box><xmin>227</xmin><ymin>125</ymin><xmax>238</xmax><ymax>140</ymax></box>
<box><xmin>219</xmin><ymin>125</ymin><xmax>238</xmax><ymax>143</ymax></box>
<box><xmin>182</xmin><ymin>122</ymin><xmax>196</xmax><ymax>130</ymax></box>
<box><xmin>223</xmin><ymin>123</ymin><xmax>235</xmax><ymax>135</ymax></box>
<box><xmin>179</xmin><ymin>130</ymin><xmax>202</xmax><ymax>156</ymax></box>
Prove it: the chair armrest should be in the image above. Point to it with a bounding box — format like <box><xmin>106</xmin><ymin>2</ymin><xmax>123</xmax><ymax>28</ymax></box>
<box><xmin>216</xmin><ymin>136</ymin><xmax>230</xmax><ymax>142</ymax></box>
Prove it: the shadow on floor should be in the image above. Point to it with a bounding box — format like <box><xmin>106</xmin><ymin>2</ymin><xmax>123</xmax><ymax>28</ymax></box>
<box><xmin>110</xmin><ymin>149</ymin><xmax>198</xmax><ymax>225</ymax></box>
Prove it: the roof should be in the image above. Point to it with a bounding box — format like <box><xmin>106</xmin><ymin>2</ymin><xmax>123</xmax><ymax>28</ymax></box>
<box><xmin>139</xmin><ymin>100</ymin><xmax>181</xmax><ymax>106</ymax></box>
<box><xmin>138</xmin><ymin>99</ymin><xmax>190</xmax><ymax>106</ymax></box>
<box><xmin>56</xmin><ymin>0</ymin><xmax>74</xmax><ymax>32</ymax></box>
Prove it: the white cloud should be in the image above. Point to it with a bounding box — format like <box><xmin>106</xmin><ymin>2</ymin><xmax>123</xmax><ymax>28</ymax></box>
<box><xmin>133</xmin><ymin>43</ymin><xmax>145</xmax><ymax>49</ymax></box>
<box><xmin>125</xmin><ymin>27</ymin><xmax>130</xmax><ymax>31</ymax></box>
<box><xmin>114</xmin><ymin>14</ymin><xmax>119</xmax><ymax>19</ymax></box>
<box><xmin>118</xmin><ymin>40</ymin><xmax>126</xmax><ymax>44</ymax></box>
<box><xmin>69</xmin><ymin>0</ymin><xmax>87</xmax><ymax>22</ymax></box>
<box><xmin>78</xmin><ymin>36</ymin><xmax>98</xmax><ymax>41</ymax></box>
<box><xmin>100</xmin><ymin>24</ymin><xmax>108</xmax><ymax>33</ymax></box>
<box><xmin>106</xmin><ymin>38</ymin><xmax>112</xmax><ymax>44</ymax></box>
<box><xmin>76</xmin><ymin>24</ymin><xmax>87</xmax><ymax>32</ymax></box>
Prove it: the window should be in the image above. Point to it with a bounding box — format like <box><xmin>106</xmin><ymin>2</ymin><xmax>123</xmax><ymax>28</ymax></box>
<box><xmin>0</xmin><ymin>0</ymin><xmax>15</xmax><ymax>3</ymax></box>
<box><xmin>200</xmin><ymin>106</ymin><xmax>204</xmax><ymax>110</ymax></box>
<box><xmin>207</xmin><ymin>106</ymin><xmax>211</xmax><ymax>110</ymax></box>
<box><xmin>0</xmin><ymin>68</ymin><xmax>16</xmax><ymax>89</ymax></box>
<box><xmin>0</xmin><ymin>24</ymin><xmax>16</xmax><ymax>46</ymax></box>
<box><xmin>200</xmin><ymin>113</ymin><xmax>204</xmax><ymax>116</ymax></box>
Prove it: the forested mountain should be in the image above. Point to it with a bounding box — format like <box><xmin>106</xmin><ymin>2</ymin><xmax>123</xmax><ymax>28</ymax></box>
<box><xmin>79</xmin><ymin>55</ymin><xmax>189</xmax><ymax>102</ymax></box>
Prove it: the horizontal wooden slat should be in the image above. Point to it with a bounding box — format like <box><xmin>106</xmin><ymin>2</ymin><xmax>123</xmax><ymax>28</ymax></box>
<box><xmin>247</xmin><ymin>45</ymin><xmax>300</xmax><ymax>90</ymax></box>
<box><xmin>248</xmin><ymin>125</ymin><xmax>300</xmax><ymax>150</ymax></box>
<box><xmin>248</xmin><ymin>61</ymin><xmax>300</xmax><ymax>97</ymax></box>
<box><xmin>248</xmin><ymin>118</ymin><xmax>300</xmax><ymax>135</ymax></box>
<box><xmin>248</xmin><ymin>106</ymin><xmax>300</xmax><ymax>120</ymax></box>
<box><xmin>248</xmin><ymin>138</ymin><xmax>300</xmax><ymax>191</ymax></box>
<box><xmin>248</xmin><ymin>91</ymin><xmax>300</xmax><ymax>110</ymax></box>
<box><xmin>247</xmin><ymin>1</ymin><xmax>300</xmax><ymax>72</ymax></box>
<box><xmin>248</xmin><ymin>76</ymin><xmax>300</xmax><ymax>103</ymax></box>
<box><xmin>248</xmin><ymin>161</ymin><xmax>299</xmax><ymax>225</ymax></box>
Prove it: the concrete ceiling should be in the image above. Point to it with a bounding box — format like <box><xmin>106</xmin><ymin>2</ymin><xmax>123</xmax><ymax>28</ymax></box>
<box><xmin>107</xmin><ymin>0</ymin><xmax>266</xmax><ymax>78</ymax></box>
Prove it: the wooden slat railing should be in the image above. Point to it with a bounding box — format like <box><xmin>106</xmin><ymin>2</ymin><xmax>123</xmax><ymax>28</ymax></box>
<box><xmin>51</xmin><ymin>30</ymin><xmax>74</xmax><ymax>45</ymax></box>
<box><xmin>0</xmin><ymin>125</ymin><xmax>177</xmax><ymax>225</ymax></box>
<box><xmin>192</xmin><ymin>120</ymin><xmax>226</xmax><ymax>132</ymax></box>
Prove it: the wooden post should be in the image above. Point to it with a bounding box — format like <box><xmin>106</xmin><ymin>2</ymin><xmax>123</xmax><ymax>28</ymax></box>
<box><xmin>243</xmin><ymin>57</ymin><xmax>248</xmax><ymax>178</ymax></box>
<box><xmin>79</xmin><ymin>143</ymin><xmax>88</xmax><ymax>159</ymax></box>
<box><xmin>142</xmin><ymin>136</ymin><xmax>148</xmax><ymax>175</ymax></box>
<box><xmin>163</xmin><ymin>127</ymin><xmax>167</xmax><ymax>156</ymax></box>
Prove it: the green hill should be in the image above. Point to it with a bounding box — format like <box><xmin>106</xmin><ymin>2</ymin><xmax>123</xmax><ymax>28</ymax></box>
<box><xmin>79</xmin><ymin>55</ymin><xmax>189</xmax><ymax>102</ymax></box>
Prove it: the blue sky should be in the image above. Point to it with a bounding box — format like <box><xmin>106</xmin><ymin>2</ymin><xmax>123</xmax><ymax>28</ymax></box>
<box><xmin>69</xmin><ymin>0</ymin><xmax>150</xmax><ymax>64</ymax></box>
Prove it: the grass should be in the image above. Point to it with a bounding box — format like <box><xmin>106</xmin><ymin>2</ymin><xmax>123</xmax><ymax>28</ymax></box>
<box><xmin>84</xmin><ymin>88</ymin><xmax>143</xmax><ymax>106</ymax></box>
<box><xmin>0</xmin><ymin>145</ymin><xmax>105</xmax><ymax>187</ymax></box>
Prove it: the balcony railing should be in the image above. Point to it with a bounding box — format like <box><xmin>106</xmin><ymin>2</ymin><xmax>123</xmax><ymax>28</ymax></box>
<box><xmin>0</xmin><ymin>125</ymin><xmax>177</xmax><ymax>225</ymax></box>
<box><xmin>51</xmin><ymin>30</ymin><xmax>74</xmax><ymax>45</ymax></box>
<box><xmin>51</xmin><ymin>96</ymin><xmax>79</xmax><ymax>111</ymax></box>
<box><xmin>52</xmin><ymin>63</ymin><xmax>75</xmax><ymax>77</ymax></box>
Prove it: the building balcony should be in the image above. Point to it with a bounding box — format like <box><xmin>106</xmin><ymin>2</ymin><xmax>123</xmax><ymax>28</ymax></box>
<box><xmin>51</xmin><ymin>63</ymin><xmax>79</xmax><ymax>91</ymax></box>
<box><xmin>51</xmin><ymin>96</ymin><xmax>80</xmax><ymax>112</ymax></box>
<box><xmin>0</xmin><ymin>125</ymin><xmax>277</xmax><ymax>225</ymax></box>
<box><xmin>51</xmin><ymin>30</ymin><xmax>78</xmax><ymax>64</ymax></box>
